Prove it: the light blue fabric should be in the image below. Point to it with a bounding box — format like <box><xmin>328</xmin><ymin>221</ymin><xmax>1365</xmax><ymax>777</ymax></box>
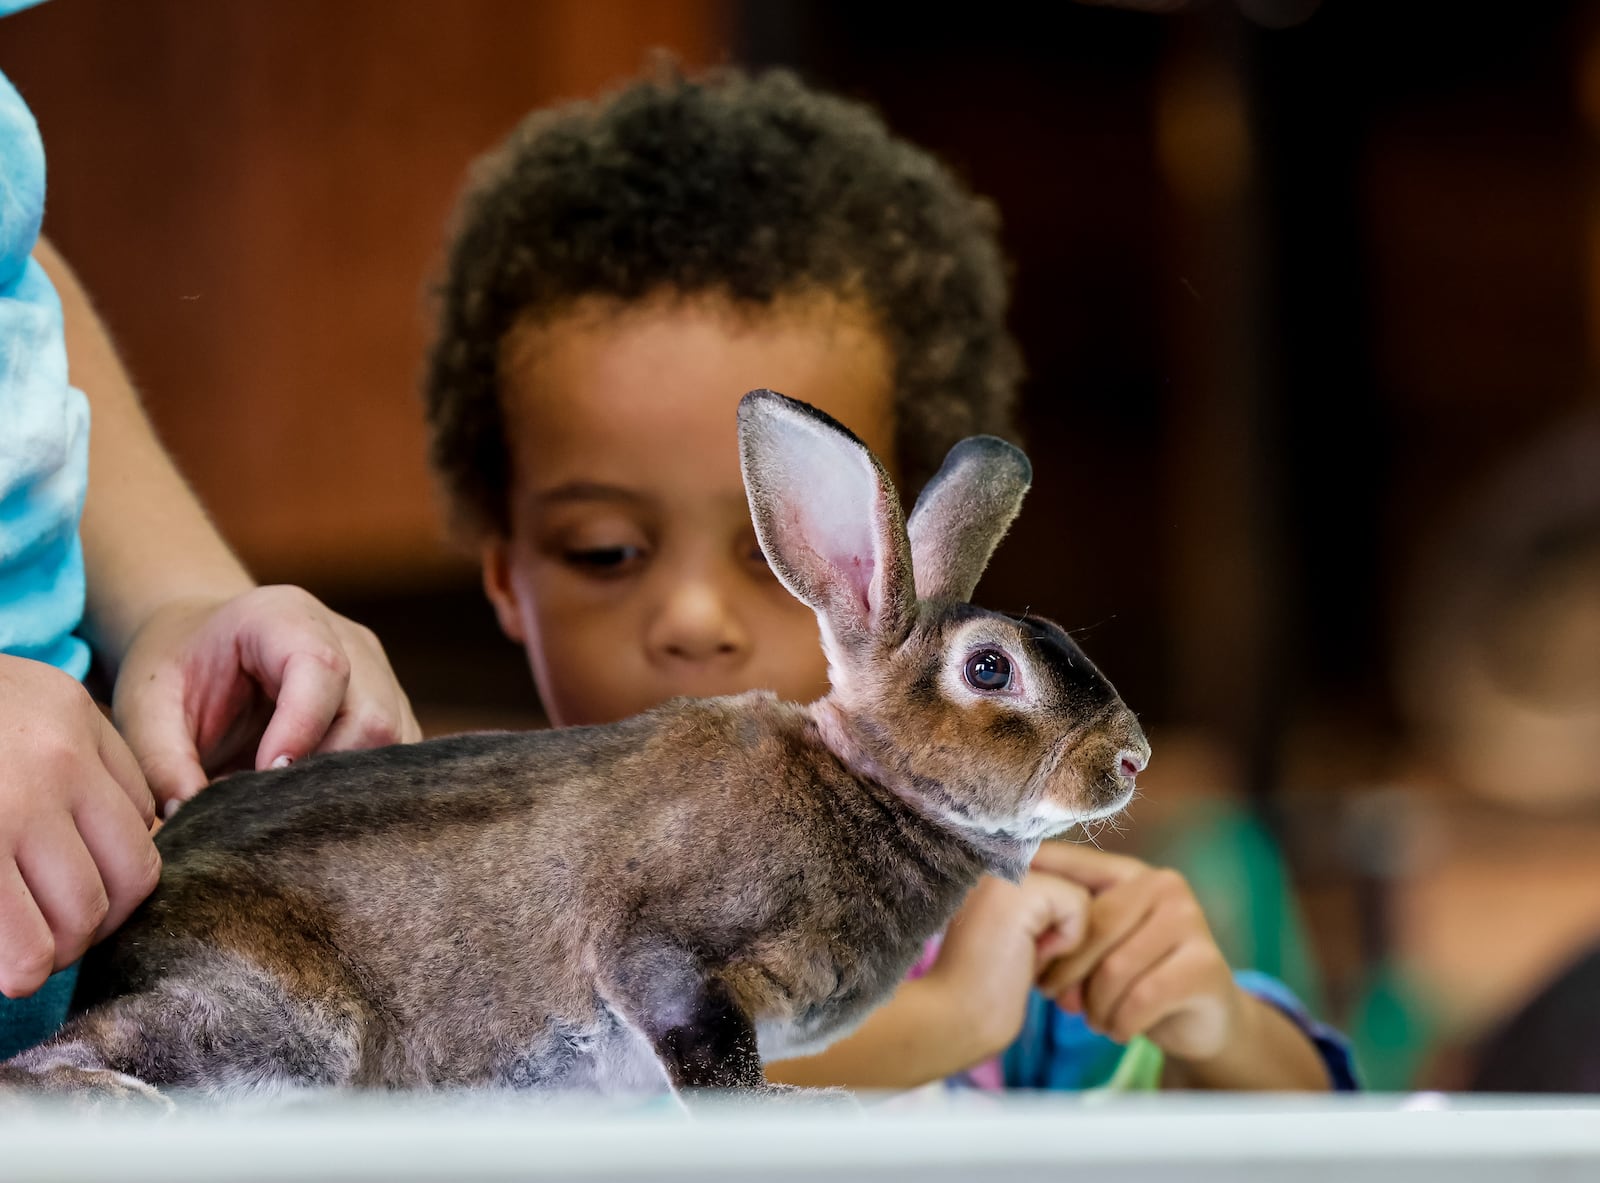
<box><xmin>1</xmin><ymin>1</ymin><xmax>94</xmax><ymax>1063</ymax></box>
<box><xmin>0</xmin><ymin>61</ymin><xmax>89</xmax><ymax>681</ymax></box>
<box><xmin>1001</xmin><ymin>970</ymin><xmax>1360</xmax><ymax>1092</ymax></box>
<box><xmin>0</xmin><ymin>252</ymin><xmax>90</xmax><ymax>679</ymax></box>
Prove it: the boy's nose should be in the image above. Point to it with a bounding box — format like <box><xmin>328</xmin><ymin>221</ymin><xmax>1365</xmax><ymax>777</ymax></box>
<box><xmin>646</xmin><ymin>579</ymin><xmax>750</xmax><ymax>666</ymax></box>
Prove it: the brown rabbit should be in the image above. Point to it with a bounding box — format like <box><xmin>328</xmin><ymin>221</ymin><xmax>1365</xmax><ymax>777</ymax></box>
<box><xmin>0</xmin><ymin>389</ymin><xmax>1148</xmax><ymax>1106</ymax></box>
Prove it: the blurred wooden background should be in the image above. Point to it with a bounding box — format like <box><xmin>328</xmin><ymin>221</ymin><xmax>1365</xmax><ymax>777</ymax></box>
<box><xmin>3</xmin><ymin>0</ymin><xmax>728</xmax><ymax>587</ymax></box>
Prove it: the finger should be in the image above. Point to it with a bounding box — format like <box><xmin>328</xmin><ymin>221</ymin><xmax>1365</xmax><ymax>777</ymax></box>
<box><xmin>1079</xmin><ymin>907</ymin><xmax>1185</xmax><ymax>1033</ymax></box>
<box><xmin>14</xmin><ymin>818</ymin><xmax>108</xmax><ymax>970</ymax></box>
<box><xmin>0</xmin><ymin>860</ymin><xmax>55</xmax><ymax>998</ymax></box>
<box><xmin>115</xmin><ymin>667</ymin><xmax>209</xmax><ymax>809</ymax></box>
<box><xmin>1030</xmin><ymin>841</ymin><xmax>1147</xmax><ymax>893</ymax></box>
<box><xmin>396</xmin><ymin>694</ymin><xmax>423</xmax><ymax>744</ymax></box>
<box><xmin>322</xmin><ymin>620</ymin><xmax>421</xmax><ymax>749</ymax></box>
<box><xmin>1102</xmin><ymin>944</ymin><xmax>1193</xmax><ymax>1045</ymax></box>
<box><xmin>1027</xmin><ymin>873</ymin><xmax>1093</xmax><ymax>963</ymax></box>
<box><xmin>72</xmin><ymin>790</ymin><xmax>163</xmax><ymax>942</ymax></box>
<box><xmin>311</xmin><ymin>655</ymin><xmax>420</xmax><ymax>754</ymax></box>
<box><xmin>197</xmin><ymin>689</ymin><xmax>277</xmax><ymax>781</ymax></box>
<box><xmin>251</xmin><ymin>644</ymin><xmax>351</xmax><ymax>770</ymax></box>
<box><xmin>94</xmin><ymin>711</ymin><xmax>156</xmax><ymax>829</ymax></box>
<box><xmin>1037</xmin><ymin>879</ymin><xmax>1157</xmax><ymax>997</ymax></box>
<box><xmin>315</xmin><ymin>697</ymin><xmax>416</xmax><ymax>755</ymax></box>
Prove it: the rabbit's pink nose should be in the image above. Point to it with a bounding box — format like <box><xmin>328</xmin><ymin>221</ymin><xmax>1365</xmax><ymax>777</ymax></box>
<box><xmin>1118</xmin><ymin>751</ymin><xmax>1147</xmax><ymax>780</ymax></box>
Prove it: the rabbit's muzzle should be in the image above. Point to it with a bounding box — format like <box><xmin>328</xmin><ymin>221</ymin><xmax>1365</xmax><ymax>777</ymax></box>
<box><xmin>1045</xmin><ymin>708</ymin><xmax>1149</xmax><ymax>826</ymax></box>
<box><xmin>1096</xmin><ymin>710</ymin><xmax>1150</xmax><ymax>815</ymax></box>
<box><xmin>1112</xmin><ymin>732</ymin><xmax>1151</xmax><ymax>797</ymax></box>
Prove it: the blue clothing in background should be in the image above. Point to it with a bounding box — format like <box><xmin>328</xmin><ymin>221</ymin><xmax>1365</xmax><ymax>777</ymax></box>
<box><xmin>1</xmin><ymin>57</ymin><xmax>89</xmax><ymax>680</ymax></box>
<box><xmin>1002</xmin><ymin>970</ymin><xmax>1360</xmax><ymax>1092</ymax></box>
<box><xmin>0</xmin><ymin>0</ymin><xmax>94</xmax><ymax>1060</ymax></box>
<box><xmin>0</xmin><ymin>969</ymin><xmax>76</xmax><ymax>1060</ymax></box>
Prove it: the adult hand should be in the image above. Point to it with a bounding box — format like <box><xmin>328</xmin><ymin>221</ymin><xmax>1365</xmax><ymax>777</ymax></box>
<box><xmin>0</xmin><ymin>656</ymin><xmax>159</xmax><ymax>998</ymax></box>
<box><xmin>112</xmin><ymin>585</ymin><xmax>421</xmax><ymax>813</ymax></box>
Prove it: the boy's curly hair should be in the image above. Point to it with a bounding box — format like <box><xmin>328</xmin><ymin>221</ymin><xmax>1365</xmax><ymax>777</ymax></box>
<box><xmin>424</xmin><ymin>65</ymin><xmax>1023</xmax><ymax>539</ymax></box>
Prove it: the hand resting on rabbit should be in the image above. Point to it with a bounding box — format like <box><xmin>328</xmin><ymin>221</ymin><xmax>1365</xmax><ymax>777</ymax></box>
<box><xmin>0</xmin><ymin>389</ymin><xmax>1149</xmax><ymax>1106</ymax></box>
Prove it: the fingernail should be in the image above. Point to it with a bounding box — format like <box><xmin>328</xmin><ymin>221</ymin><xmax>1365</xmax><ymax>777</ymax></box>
<box><xmin>162</xmin><ymin>798</ymin><xmax>182</xmax><ymax>820</ymax></box>
<box><xmin>1057</xmin><ymin>916</ymin><xmax>1082</xmax><ymax>946</ymax></box>
<box><xmin>271</xmin><ymin>755</ymin><xmax>294</xmax><ymax>770</ymax></box>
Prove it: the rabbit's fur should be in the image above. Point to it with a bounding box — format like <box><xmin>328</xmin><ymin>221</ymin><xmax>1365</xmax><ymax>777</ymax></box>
<box><xmin>1</xmin><ymin>390</ymin><xmax>1148</xmax><ymax>1105</ymax></box>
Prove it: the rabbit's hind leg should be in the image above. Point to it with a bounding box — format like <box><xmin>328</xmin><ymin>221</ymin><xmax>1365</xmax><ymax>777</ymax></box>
<box><xmin>8</xmin><ymin>962</ymin><xmax>370</xmax><ymax>1106</ymax></box>
<box><xmin>0</xmin><ymin>1036</ymin><xmax>171</xmax><ymax>1113</ymax></box>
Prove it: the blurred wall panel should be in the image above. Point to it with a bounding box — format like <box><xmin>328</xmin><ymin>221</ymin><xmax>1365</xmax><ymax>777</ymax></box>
<box><xmin>0</xmin><ymin>0</ymin><xmax>730</xmax><ymax>589</ymax></box>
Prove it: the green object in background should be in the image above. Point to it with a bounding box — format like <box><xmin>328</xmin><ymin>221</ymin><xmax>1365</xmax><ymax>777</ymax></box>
<box><xmin>1344</xmin><ymin>960</ymin><xmax>1438</xmax><ymax>1091</ymax></box>
<box><xmin>1077</xmin><ymin>1035</ymin><xmax>1164</xmax><ymax>1102</ymax></box>
<box><xmin>1102</xmin><ymin>1035</ymin><xmax>1165</xmax><ymax>1092</ymax></box>
<box><xmin>1146</xmin><ymin>798</ymin><xmax>1441</xmax><ymax>1090</ymax></box>
<box><xmin>1147</xmin><ymin>800</ymin><xmax>1325</xmax><ymax>1016</ymax></box>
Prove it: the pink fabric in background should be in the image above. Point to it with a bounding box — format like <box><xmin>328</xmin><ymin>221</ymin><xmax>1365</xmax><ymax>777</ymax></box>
<box><xmin>906</xmin><ymin>935</ymin><xmax>1004</xmax><ymax>1090</ymax></box>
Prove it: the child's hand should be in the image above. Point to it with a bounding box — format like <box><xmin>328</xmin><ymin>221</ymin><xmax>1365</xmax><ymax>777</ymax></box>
<box><xmin>927</xmin><ymin>869</ymin><xmax>1092</xmax><ymax>1058</ymax></box>
<box><xmin>1030</xmin><ymin>843</ymin><xmax>1245</xmax><ymax>1062</ymax></box>
<box><xmin>765</xmin><ymin>870</ymin><xmax>1091</xmax><ymax>1088</ymax></box>
<box><xmin>112</xmin><ymin>586</ymin><xmax>422</xmax><ymax>814</ymax></box>
<box><xmin>0</xmin><ymin>656</ymin><xmax>160</xmax><ymax>999</ymax></box>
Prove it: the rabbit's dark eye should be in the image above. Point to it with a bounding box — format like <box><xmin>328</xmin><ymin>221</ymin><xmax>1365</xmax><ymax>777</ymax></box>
<box><xmin>964</xmin><ymin>649</ymin><xmax>1012</xmax><ymax>692</ymax></box>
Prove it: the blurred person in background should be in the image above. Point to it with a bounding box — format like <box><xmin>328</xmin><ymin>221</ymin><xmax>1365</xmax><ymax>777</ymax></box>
<box><xmin>1470</xmin><ymin>941</ymin><xmax>1600</xmax><ymax>1093</ymax></box>
<box><xmin>1348</xmin><ymin>405</ymin><xmax>1600</xmax><ymax>1090</ymax></box>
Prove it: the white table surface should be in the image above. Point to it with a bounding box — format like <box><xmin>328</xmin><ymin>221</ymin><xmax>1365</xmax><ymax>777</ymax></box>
<box><xmin>4</xmin><ymin>1091</ymin><xmax>1599</xmax><ymax>1183</ymax></box>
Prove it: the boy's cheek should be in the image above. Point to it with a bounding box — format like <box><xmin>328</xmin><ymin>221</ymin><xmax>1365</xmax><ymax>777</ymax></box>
<box><xmin>522</xmin><ymin>611</ymin><xmax>651</xmax><ymax>728</ymax></box>
<box><xmin>515</xmin><ymin>574</ymin><xmax>830</xmax><ymax>722</ymax></box>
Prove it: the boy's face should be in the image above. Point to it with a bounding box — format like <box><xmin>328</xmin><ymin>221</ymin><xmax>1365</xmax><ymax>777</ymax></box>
<box><xmin>482</xmin><ymin>293</ymin><xmax>897</xmax><ymax>727</ymax></box>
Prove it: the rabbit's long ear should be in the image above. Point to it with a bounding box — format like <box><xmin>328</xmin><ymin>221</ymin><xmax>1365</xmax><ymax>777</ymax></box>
<box><xmin>906</xmin><ymin>437</ymin><xmax>1031</xmax><ymax>604</ymax></box>
<box><xmin>739</xmin><ymin>390</ymin><xmax>915</xmax><ymax>648</ymax></box>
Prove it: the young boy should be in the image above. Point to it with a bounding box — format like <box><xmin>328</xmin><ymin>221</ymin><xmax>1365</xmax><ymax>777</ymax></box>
<box><xmin>423</xmin><ymin>64</ymin><xmax>1354</xmax><ymax>1093</ymax></box>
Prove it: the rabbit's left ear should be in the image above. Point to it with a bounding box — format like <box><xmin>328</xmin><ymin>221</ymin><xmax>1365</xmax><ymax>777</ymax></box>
<box><xmin>906</xmin><ymin>437</ymin><xmax>1031</xmax><ymax>604</ymax></box>
<box><xmin>738</xmin><ymin>390</ymin><xmax>915</xmax><ymax>649</ymax></box>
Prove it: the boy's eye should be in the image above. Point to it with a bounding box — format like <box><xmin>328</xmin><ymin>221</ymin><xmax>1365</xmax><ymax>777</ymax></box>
<box><xmin>740</xmin><ymin>532</ymin><xmax>772</xmax><ymax>573</ymax></box>
<box><xmin>564</xmin><ymin>545</ymin><xmax>646</xmax><ymax>573</ymax></box>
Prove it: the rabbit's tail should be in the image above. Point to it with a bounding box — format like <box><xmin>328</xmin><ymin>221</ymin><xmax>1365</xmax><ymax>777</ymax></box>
<box><xmin>0</xmin><ymin>1030</ymin><xmax>171</xmax><ymax>1113</ymax></box>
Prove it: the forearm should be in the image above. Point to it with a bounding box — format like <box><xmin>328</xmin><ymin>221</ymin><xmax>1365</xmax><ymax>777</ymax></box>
<box><xmin>1161</xmin><ymin>990</ymin><xmax>1331</xmax><ymax>1091</ymax></box>
<box><xmin>765</xmin><ymin>975</ymin><xmax>1003</xmax><ymax>1090</ymax></box>
<box><xmin>37</xmin><ymin>238</ymin><xmax>253</xmax><ymax>671</ymax></box>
